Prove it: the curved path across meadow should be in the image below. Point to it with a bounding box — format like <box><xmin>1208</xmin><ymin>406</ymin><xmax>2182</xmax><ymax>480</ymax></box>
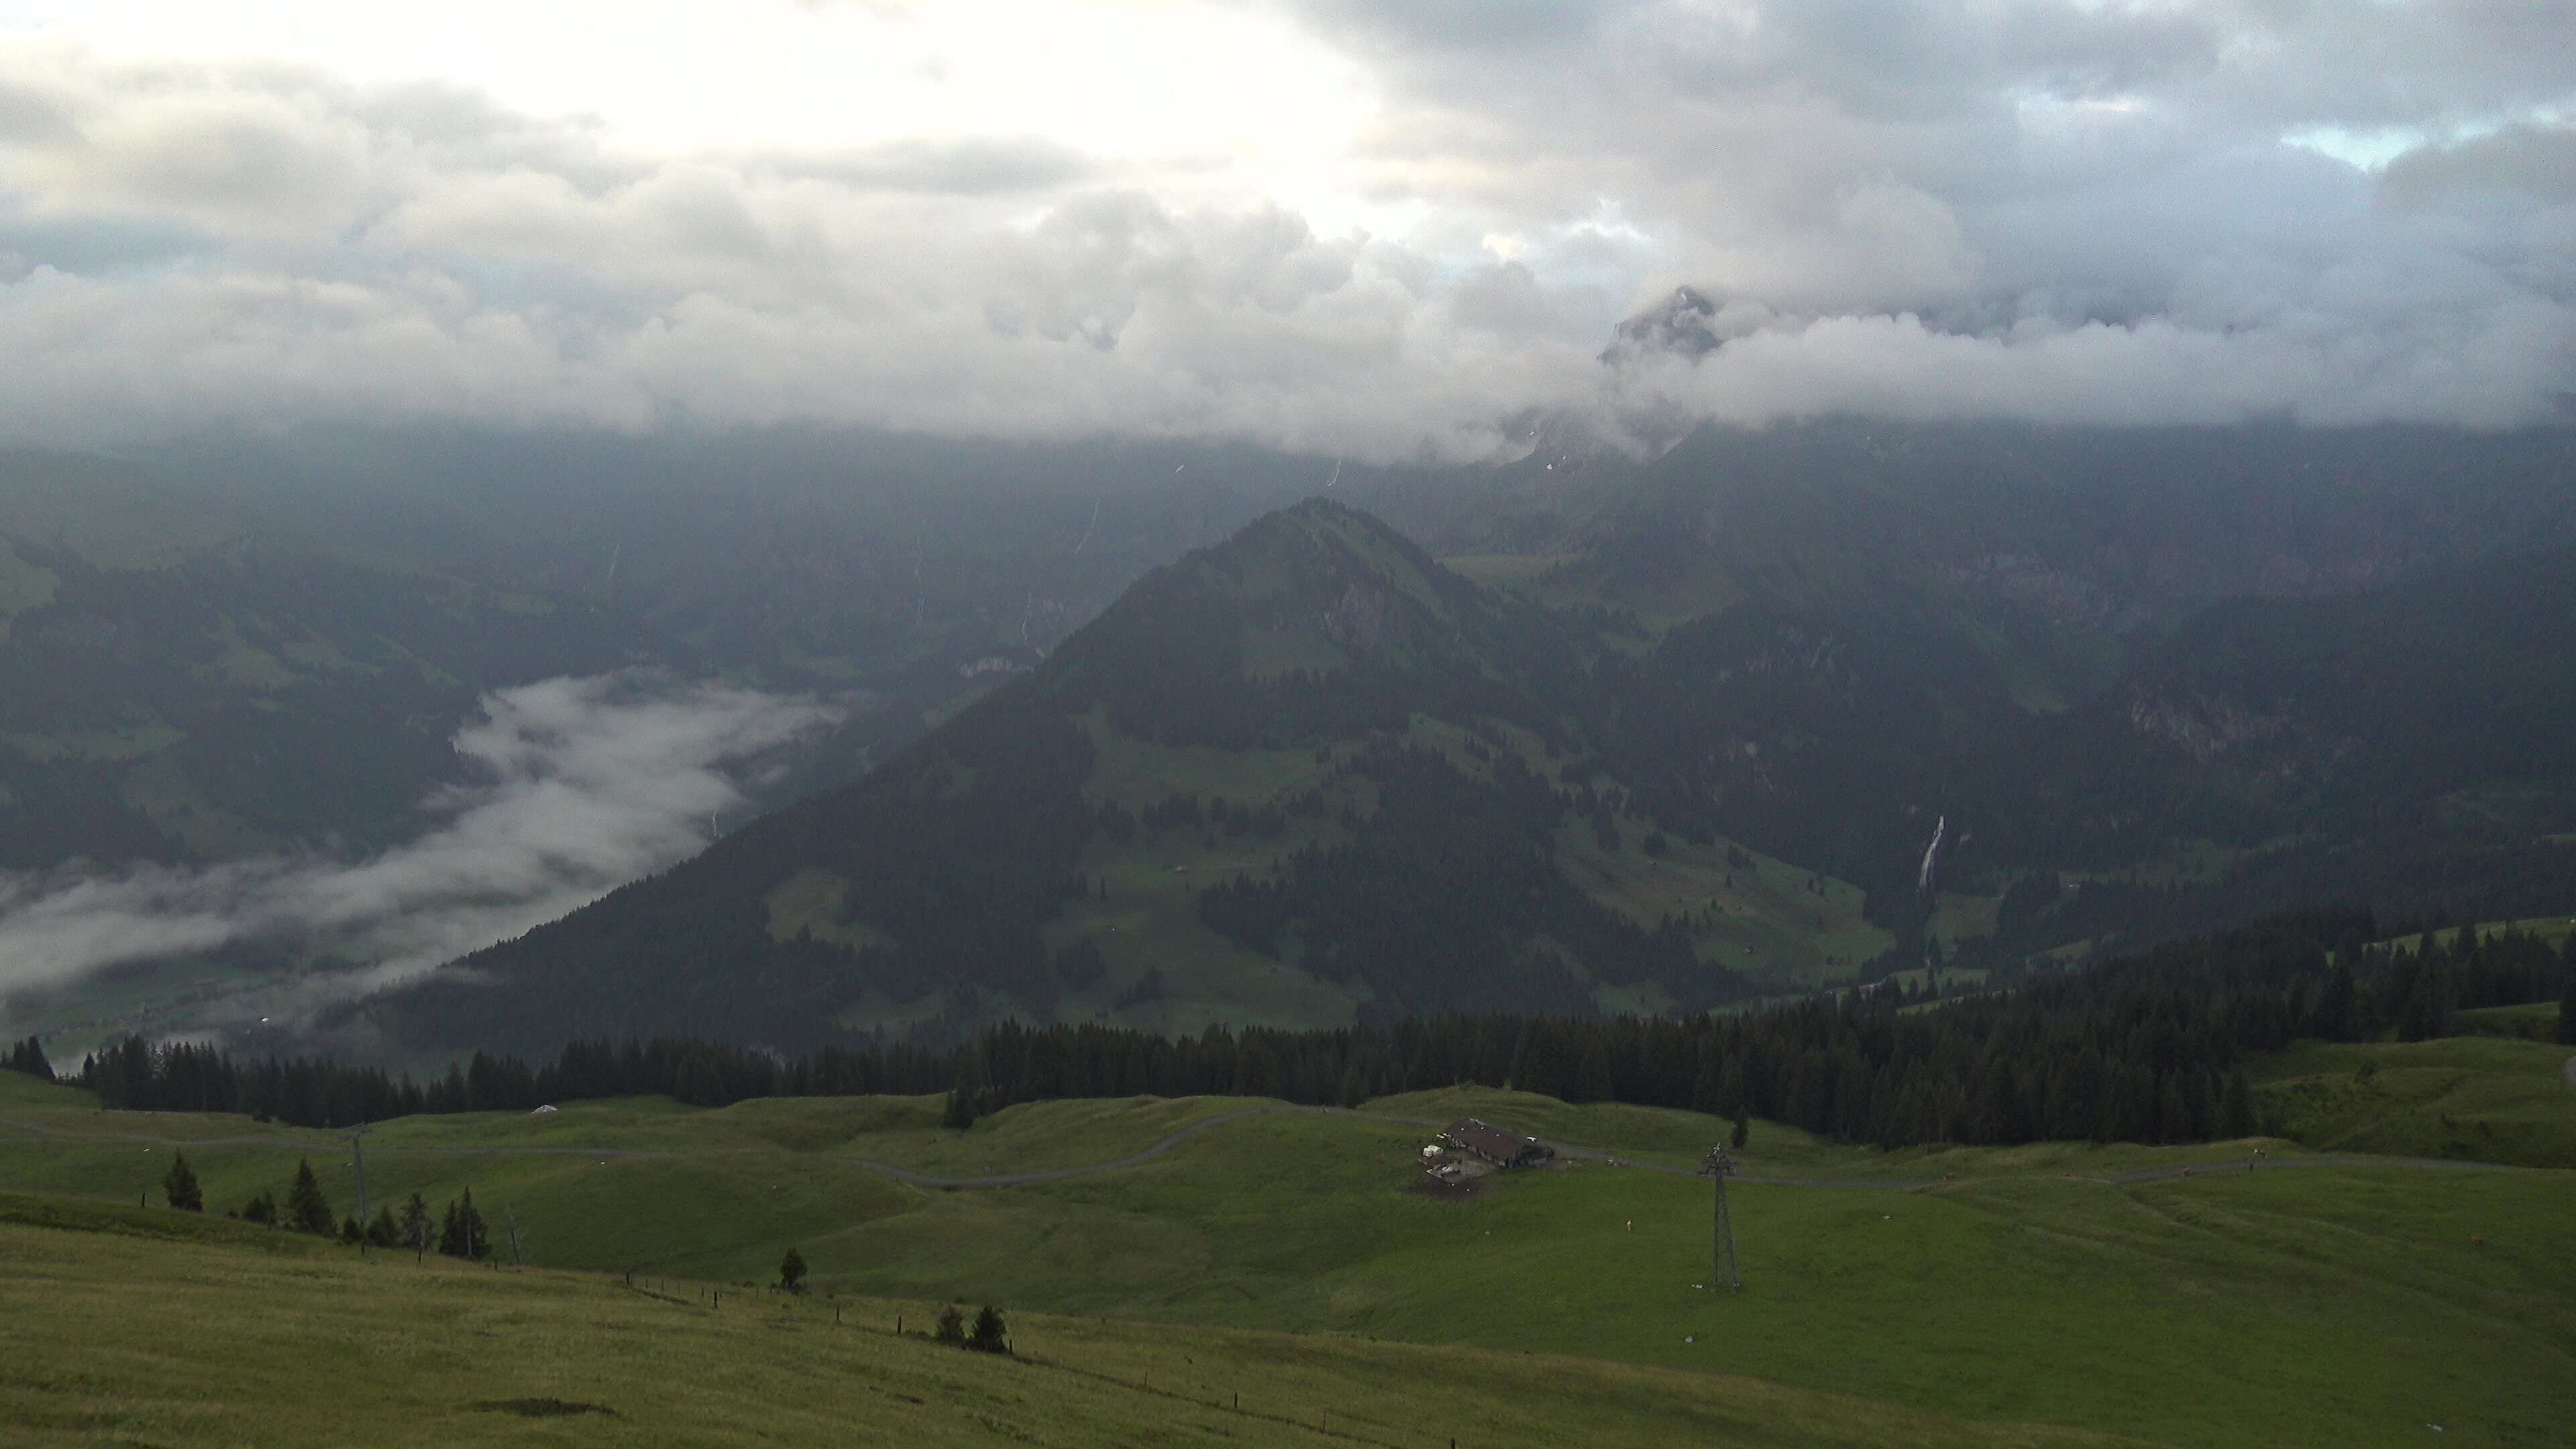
<box><xmin>837</xmin><ymin>1104</ymin><xmax>2525</xmax><ymax>1193</ymax></box>
<box><xmin>3</xmin><ymin>1104</ymin><xmax>2535</xmax><ymax>1193</ymax></box>
<box><xmin>0</xmin><ymin>1114</ymin><xmax>667</xmax><ymax>1159</ymax></box>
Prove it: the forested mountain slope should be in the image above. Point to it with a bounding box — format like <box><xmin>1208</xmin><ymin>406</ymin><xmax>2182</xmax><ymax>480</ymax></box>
<box><xmin>373</xmin><ymin>497</ymin><xmax>2576</xmax><ymax>1055</ymax></box>
<box><xmin>377</xmin><ymin>500</ymin><xmax>1760</xmax><ymax>1052</ymax></box>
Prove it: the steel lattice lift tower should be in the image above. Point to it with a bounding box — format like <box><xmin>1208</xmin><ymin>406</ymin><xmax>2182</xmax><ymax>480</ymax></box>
<box><xmin>1699</xmin><ymin>1144</ymin><xmax>1741</xmax><ymax>1293</ymax></box>
<box><xmin>345</xmin><ymin>1122</ymin><xmax>373</xmax><ymax>1224</ymax></box>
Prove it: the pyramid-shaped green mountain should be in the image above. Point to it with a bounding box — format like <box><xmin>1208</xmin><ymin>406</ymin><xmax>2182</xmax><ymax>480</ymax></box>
<box><xmin>376</xmin><ymin>495</ymin><xmax>2576</xmax><ymax>1057</ymax></box>
<box><xmin>379</xmin><ymin>500</ymin><xmax>1781</xmax><ymax>1053</ymax></box>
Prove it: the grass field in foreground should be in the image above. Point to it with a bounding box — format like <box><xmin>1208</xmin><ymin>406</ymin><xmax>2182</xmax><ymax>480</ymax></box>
<box><xmin>5</xmin><ymin>1067</ymin><xmax>2574</xmax><ymax>1448</ymax></box>
<box><xmin>0</xmin><ymin>1193</ymin><xmax>2114</xmax><ymax>1449</ymax></box>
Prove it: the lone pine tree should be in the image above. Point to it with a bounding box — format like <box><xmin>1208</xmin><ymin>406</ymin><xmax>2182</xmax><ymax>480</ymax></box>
<box><xmin>437</xmin><ymin>1189</ymin><xmax>492</xmax><ymax>1260</ymax></box>
<box><xmin>162</xmin><ymin>1151</ymin><xmax>202</xmax><ymax>1213</ymax></box>
<box><xmin>2219</xmin><ymin>1067</ymin><xmax>2256</xmax><ymax>1139</ymax></box>
<box><xmin>778</xmin><ymin>1246</ymin><xmax>808</xmax><ymax>1293</ymax></box>
<box><xmin>943</xmin><ymin>1071</ymin><xmax>980</xmax><ymax>1130</ymax></box>
<box><xmin>399</xmin><ymin>1191</ymin><xmax>433</xmax><ymax>1261</ymax></box>
<box><xmin>970</xmin><ymin>1305</ymin><xmax>1009</xmax><ymax>1354</ymax></box>
<box><xmin>285</xmin><ymin>1158</ymin><xmax>335</xmax><ymax>1235</ymax></box>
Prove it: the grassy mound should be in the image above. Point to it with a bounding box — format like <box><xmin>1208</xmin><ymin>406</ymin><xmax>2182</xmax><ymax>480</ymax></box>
<box><xmin>2251</xmin><ymin>1034</ymin><xmax>2576</xmax><ymax>1167</ymax></box>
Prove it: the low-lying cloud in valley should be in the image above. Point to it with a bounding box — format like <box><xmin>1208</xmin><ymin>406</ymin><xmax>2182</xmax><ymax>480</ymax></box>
<box><xmin>0</xmin><ymin>673</ymin><xmax>843</xmax><ymax>1020</ymax></box>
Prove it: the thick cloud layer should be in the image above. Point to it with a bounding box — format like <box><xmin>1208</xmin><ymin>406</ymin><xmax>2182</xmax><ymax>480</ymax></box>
<box><xmin>0</xmin><ymin>2</ymin><xmax>2569</xmax><ymax>458</ymax></box>
<box><xmin>0</xmin><ymin>674</ymin><xmax>841</xmax><ymax>1008</ymax></box>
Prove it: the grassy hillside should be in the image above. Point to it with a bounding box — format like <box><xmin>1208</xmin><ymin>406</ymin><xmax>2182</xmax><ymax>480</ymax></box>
<box><xmin>2376</xmin><ymin>915</ymin><xmax>2576</xmax><ymax>953</ymax></box>
<box><xmin>2453</xmin><ymin>1002</ymin><xmax>2567</xmax><ymax>1042</ymax></box>
<box><xmin>6</xmin><ymin>1072</ymin><xmax>2573</xmax><ymax>1446</ymax></box>
<box><xmin>2249</xmin><ymin>1034</ymin><xmax>2576</xmax><ymax>1167</ymax></box>
<box><xmin>5</xmin><ymin>1195</ymin><xmax>2107</xmax><ymax>1449</ymax></box>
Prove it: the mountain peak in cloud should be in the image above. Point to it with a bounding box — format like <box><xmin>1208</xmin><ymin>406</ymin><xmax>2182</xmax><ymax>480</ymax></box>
<box><xmin>1605</xmin><ymin>285</ymin><xmax>1717</xmax><ymax>356</ymax></box>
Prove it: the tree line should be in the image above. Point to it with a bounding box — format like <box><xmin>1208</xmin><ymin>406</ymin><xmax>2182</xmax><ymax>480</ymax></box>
<box><xmin>70</xmin><ymin>910</ymin><xmax>2574</xmax><ymax>1150</ymax></box>
<box><xmin>4</xmin><ymin>1035</ymin><xmax>52</xmax><ymax>1080</ymax></box>
<box><xmin>154</xmin><ymin>1146</ymin><xmax>497</xmax><ymax>1261</ymax></box>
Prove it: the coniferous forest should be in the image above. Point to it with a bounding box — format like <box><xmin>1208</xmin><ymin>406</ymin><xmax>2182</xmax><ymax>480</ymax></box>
<box><xmin>54</xmin><ymin>912</ymin><xmax>2571</xmax><ymax>1151</ymax></box>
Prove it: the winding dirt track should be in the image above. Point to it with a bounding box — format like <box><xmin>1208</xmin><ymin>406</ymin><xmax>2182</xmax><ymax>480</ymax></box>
<box><xmin>0</xmin><ymin>1116</ymin><xmax>665</xmax><ymax>1158</ymax></box>
<box><xmin>1</xmin><ymin>1104</ymin><xmax>2537</xmax><ymax>1193</ymax></box>
<box><xmin>851</xmin><ymin>1106</ymin><xmax>2528</xmax><ymax>1192</ymax></box>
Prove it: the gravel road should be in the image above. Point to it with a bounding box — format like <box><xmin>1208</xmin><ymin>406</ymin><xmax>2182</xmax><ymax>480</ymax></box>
<box><xmin>5</xmin><ymin>1104</ymin><xmax>2540</xmax><ymax>1193</ymax></box>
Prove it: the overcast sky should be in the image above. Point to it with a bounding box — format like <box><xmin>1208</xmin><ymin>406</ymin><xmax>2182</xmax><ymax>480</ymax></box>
<box><xmin>0</xmin><ymin>1</ymin><xmax>2569</xmax><ymax>460</ymax></box>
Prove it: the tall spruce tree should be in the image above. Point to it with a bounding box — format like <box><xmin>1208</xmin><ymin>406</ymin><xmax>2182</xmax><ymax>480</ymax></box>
<box><xmin>2312</xmin><ymin>957</ymin><xmax>2358</xmax><ymax>1041</ymax></box>
<box><xmin>437</xmin><ymin>1188</ymin><xmax>491</xmax><ymax>1260</ymax></box>
<box><xmin>969</xmin><ymin>1305</ymin><xmax>1009</xmax><ymax>1354</ymax></box>
<box><xmin>2218</xmin><ymin>1069</ymin><xmax>2255</xmax><ymax>1140</ymax></box>
<box><xmin>942</xmin><ymin>1069</ymin><xmax>980</xmax><ymax>1130</ymax></box>
<box><xmin>162</xmin><ymin>1152</ymin><xmax>203</xmax><ymax>1212</ymax></box>
<box><xmin>284</xmin><ymin>1158</ymin><xmax>334</xmax><ymax>1234</ymax></box>
<box><xmin>400</xmin><ymin>1191</ymin><xmax>433</xmax><ymax>1262</ymax></box>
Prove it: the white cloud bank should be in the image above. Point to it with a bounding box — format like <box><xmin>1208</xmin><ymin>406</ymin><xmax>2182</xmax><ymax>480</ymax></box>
<box><xmin>0</xmin><ymin>673</ymin><xmax>842</xmax><ymax>1005</ymax></box>
<box><xmin>0</xmin><ymin>2</ymin><xmax>2568</xmax><ymax>458</ymax></box>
